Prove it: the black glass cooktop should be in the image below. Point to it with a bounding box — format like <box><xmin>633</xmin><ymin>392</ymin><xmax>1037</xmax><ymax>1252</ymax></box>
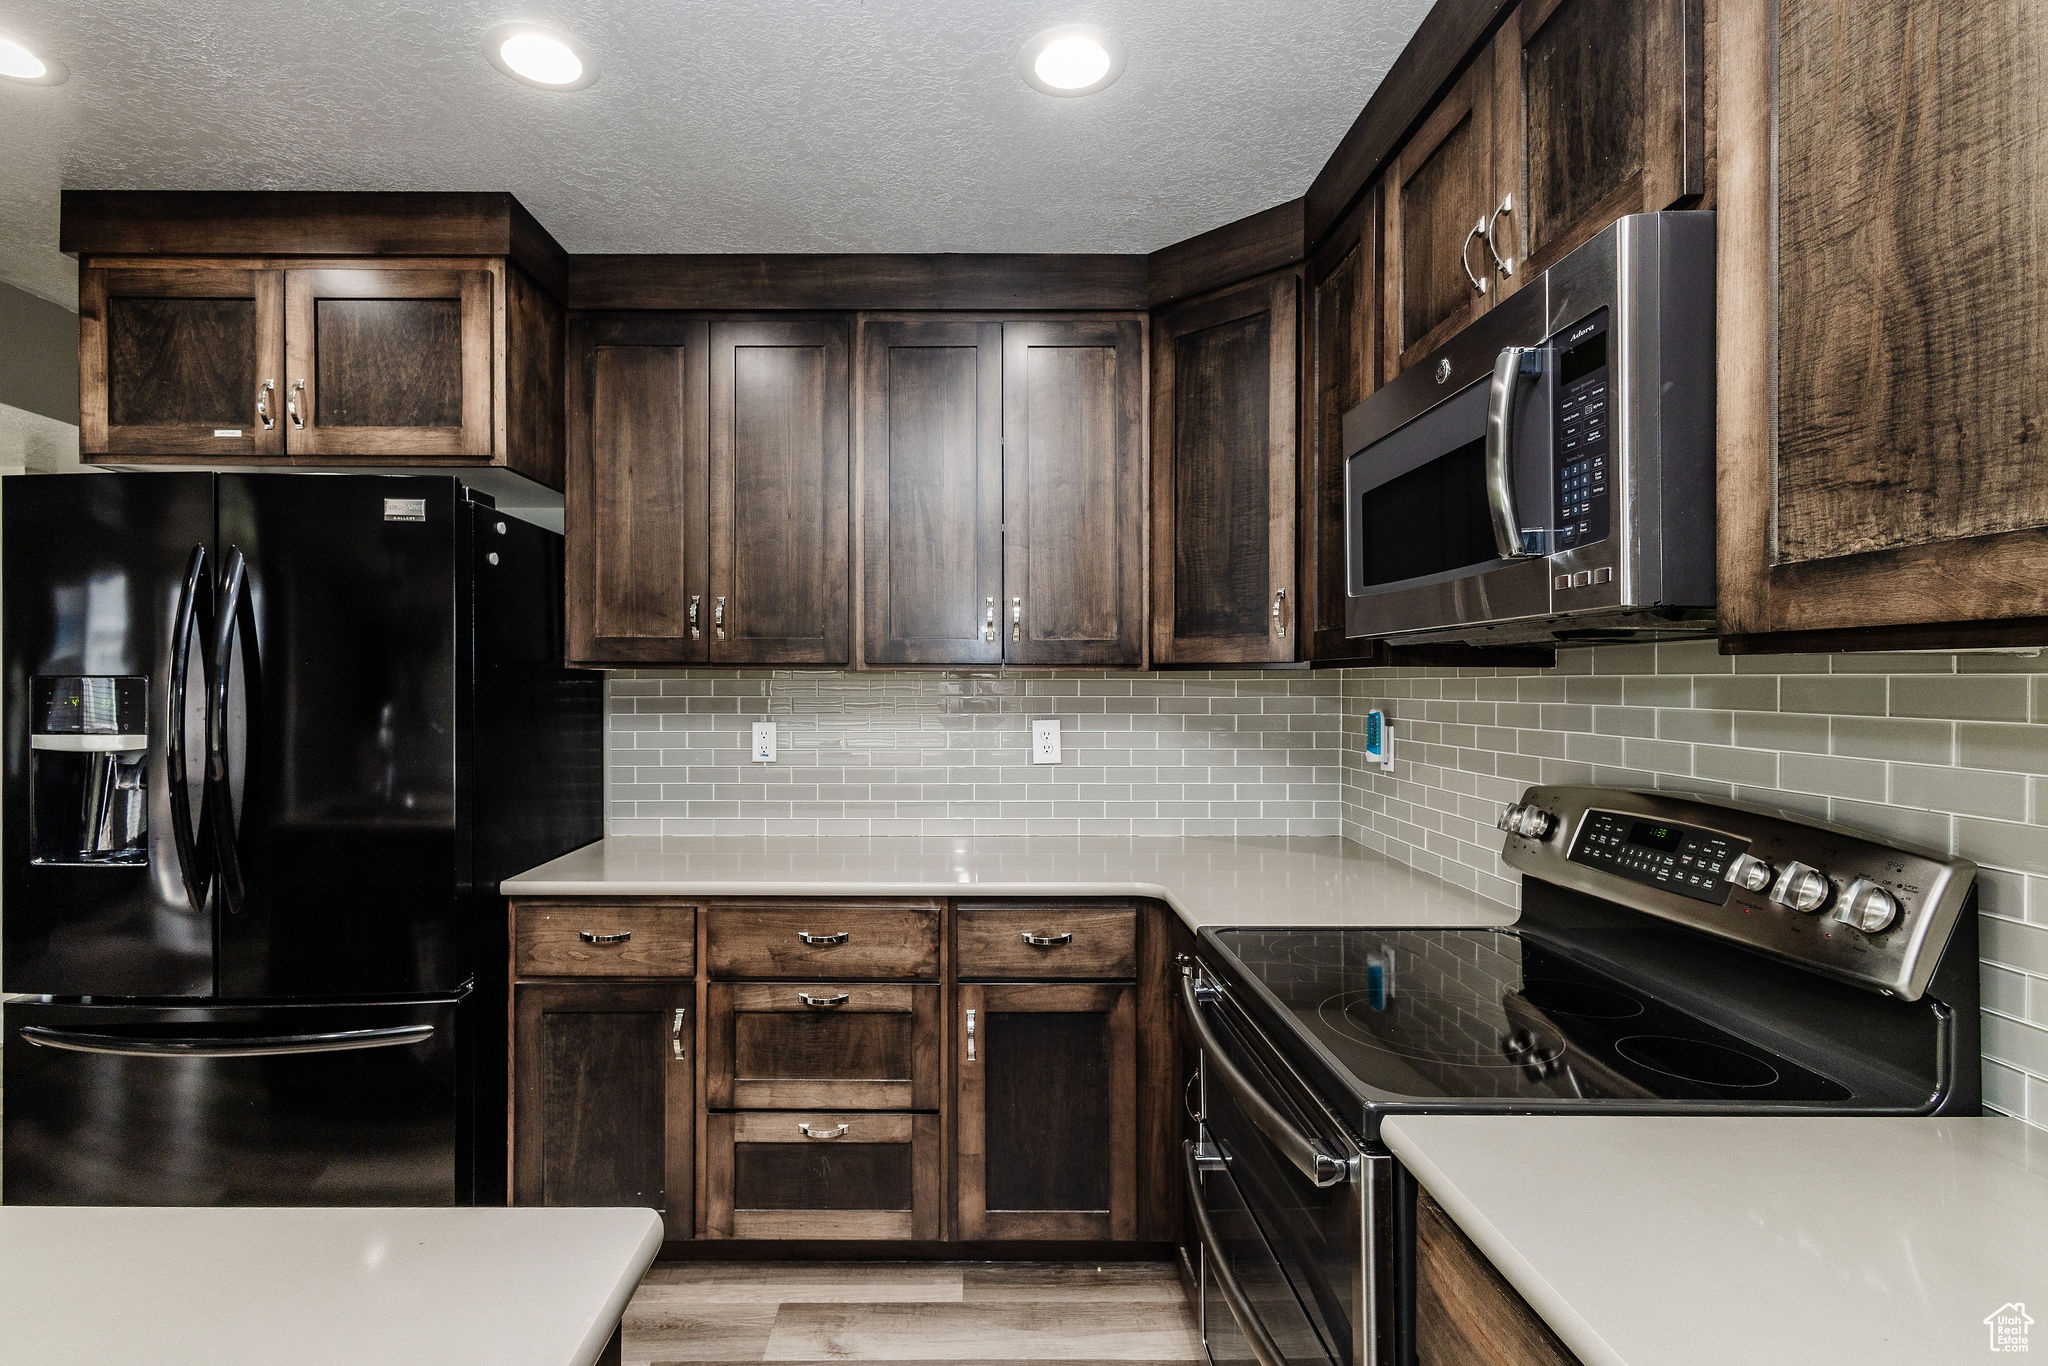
<box><xmin>1205</xmin><ymin>927</ymin><xmax>1856</xmax><ymax>1112</ymax></box>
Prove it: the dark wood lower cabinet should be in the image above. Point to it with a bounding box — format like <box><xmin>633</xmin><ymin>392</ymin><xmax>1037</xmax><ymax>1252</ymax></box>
<box><xmin>957</xmin><ymin>981</ymin><xmax>1138</xmax><ymax>1241</ymax></box>
<box><xmin>1415</xmin><ymin>1191</ymin><xmax>1582</xmax><ymax>1366</ymax></box>
<box><xmin>511</xmin><ymin>981</ymin><xmax>693</xmax><ymax>1241</ymax></box>
<box><xmin>705</xmin><ymin>1110</ymin><xmax>943</xmax><ymax>1239</ymax></box>
<box><xmin>706</xmin><ymin>981</ymin><xmax>941</xmax><ymax>1110</ymax></box>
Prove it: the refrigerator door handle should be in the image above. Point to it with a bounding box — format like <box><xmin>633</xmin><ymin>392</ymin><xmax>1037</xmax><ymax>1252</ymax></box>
<box><xmin>166</xmin><ymin>544</ymin><xmax>214</xmax><ymax>917</ymax></box>
<box><xmin>206</xmin><ymin>547</ymin><xmax>254</xmax><ymax>917</ymax></box>
<box><xmin>17</xmin><ymin>1023</ymin><xmax>435</xmax><ymax>1058</ymax></box>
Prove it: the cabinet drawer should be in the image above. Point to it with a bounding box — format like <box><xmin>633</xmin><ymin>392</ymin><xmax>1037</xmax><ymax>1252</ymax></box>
<box><xmin>706</xmin><ymin>903</ymin><xmax>940</xmax><ymax>980</ymax></box>
<box><xmin>708</xmin><ymin>983</ymin><xmax>941</xmax><ymax>1111</ymax></box>
<box><xmin>513</xmin><ymin>902</ymin><xmax>697</xmax><ymax>978</ymax></box>
<box><xmin>957</xmin><ymin>902</ymin><xmax>1138</xmax><ymax>979</ymax></box>
<box><xmin>705</xmin><ymin>1110</ymin><xmax>942</xmax><ymax>1240</ymax></box>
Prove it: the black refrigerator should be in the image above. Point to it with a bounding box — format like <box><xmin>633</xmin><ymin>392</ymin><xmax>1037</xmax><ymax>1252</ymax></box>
<box><xmin>1</xmin><ymin>473</ymin><xmax>601</xmax><ymax>1207</ymax></box>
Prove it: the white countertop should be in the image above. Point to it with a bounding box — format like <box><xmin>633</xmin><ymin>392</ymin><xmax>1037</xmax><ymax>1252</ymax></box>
<box><xmin>0</xmin><ymin>1205</ymin><xmax>662</xmax><ymax>1366</ymax></box>
<box><xmin>1382</xmin><ymin>1115</ymin><xmax>2048</xmax><ymax>1366</ymax></box>
<box><xmin>501</xmin><ymin>835</ymin><xmax>1517</xmax><ymax>931</ymax></box>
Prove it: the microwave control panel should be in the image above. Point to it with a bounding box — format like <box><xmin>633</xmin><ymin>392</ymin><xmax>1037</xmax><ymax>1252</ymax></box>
<box><xmin>1552</xmin><ymin>309</ymin><xmax>1611</xmax><ymax>551</ymax></box>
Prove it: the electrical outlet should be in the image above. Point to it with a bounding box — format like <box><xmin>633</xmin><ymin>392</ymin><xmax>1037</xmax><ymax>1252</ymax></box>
<box><xmin>752</xmin><ymin>721</ymin><xmax>777</xmax><ymax>763</ymax></box>
<box><xmin>1031</xmin><ymin>718</ymin><xmax>1061</xmax><ymax>765</ymax></box>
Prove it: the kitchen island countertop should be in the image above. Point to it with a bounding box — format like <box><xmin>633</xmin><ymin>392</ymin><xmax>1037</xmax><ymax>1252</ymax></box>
<box><xmin>1382</xmin><ymin>1114</ymin><xmax>2048</xmax><ymax>1366</ymax></box>
<box><xmin>501</xmin><ymin>834</ymin><xmax>1518</xmax><ymax>931</ymax></box>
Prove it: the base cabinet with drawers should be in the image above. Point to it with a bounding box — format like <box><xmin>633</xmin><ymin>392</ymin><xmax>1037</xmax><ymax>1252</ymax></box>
<box><xmin>508</xmin><ymin>895</ymin><xmax>1175</xmax><ymax>1248</ymax></box>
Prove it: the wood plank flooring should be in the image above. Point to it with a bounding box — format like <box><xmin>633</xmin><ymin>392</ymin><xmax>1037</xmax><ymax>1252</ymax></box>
<box><xmin>623</xmin><ymin>1261</ymin><xmax>1202</xmax><ymax>1366</ymax></box>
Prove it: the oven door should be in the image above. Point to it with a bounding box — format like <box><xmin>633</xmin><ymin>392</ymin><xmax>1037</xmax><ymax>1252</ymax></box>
<box><xmin>1184</xmin><ymin>966</ymin><xmax>1389</xmax><ymax>1366</ymax></box>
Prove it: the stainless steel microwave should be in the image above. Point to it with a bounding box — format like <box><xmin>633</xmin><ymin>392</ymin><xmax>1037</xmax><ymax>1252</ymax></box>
<box><xmin>1343</xmin><ymin>211</ymin><xmax>1716</xmax><ymax>646</ymax></box>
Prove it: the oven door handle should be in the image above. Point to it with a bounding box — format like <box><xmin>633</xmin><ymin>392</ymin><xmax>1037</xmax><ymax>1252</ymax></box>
<box><xmin>1184</xmin><ymin>1141</ymin><xmax>1292</xmax><ymax>1366</ymax></box>
<box><xmin>1181</xmin><ymin>969</ymin><xmax>1354</xmax><ymax>1188</ymax></box>
<box><xmin>1484</xmin><ymin>345</ymin><xmax>1545</xmax><ymax>560</ymax></box>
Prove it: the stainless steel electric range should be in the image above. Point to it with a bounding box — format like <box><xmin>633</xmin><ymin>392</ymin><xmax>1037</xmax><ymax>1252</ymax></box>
<box><xmin>1182</xmin><ymin>785</ymin><xmax>1981</xmax><ymax>1366</ymax></box>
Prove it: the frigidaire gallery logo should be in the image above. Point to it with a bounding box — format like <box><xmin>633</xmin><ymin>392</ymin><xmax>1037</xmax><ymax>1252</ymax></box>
<box><xmin>1985</xmin><ymin>1302</ymin><xmax>2034</xmax><ymax>1353</ymax></box>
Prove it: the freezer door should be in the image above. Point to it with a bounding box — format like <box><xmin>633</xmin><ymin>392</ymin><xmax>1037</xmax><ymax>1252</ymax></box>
<box><xmin>3</xmin><ymin>473</ymin><xmax>218</xmax><ymax>998</ymax></box>
<box><xmin>213</xmin><ymin>475</ymin><xmax>464</xmax><ymax>998</ymax></box>
<box><xmin>3</xmin><ymin>997</ymin><xmax>460</xmax><ymax>1206</ymax></box>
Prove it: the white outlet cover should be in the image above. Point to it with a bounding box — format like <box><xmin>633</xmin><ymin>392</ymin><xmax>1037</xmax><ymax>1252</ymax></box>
<box><xmin>752</xmin><ymin>720</ymin><xmax>777</xmax><ymax>763</ymax></box>
<box><xmin>1031</xmin><ymin>718</ymin><xmax>1061</xmax><ymax>765</ymax></box>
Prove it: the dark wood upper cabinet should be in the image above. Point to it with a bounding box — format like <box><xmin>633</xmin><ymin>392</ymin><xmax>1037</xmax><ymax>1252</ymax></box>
<box><xmin>1719</xmin><ymin>0</ymin><xmax>2048</xmax><ymax>650</ymax></box>
<box><xmin>566</xmin><ymin>315</ymin><xmax>711</xmax><ymax>665</ymax></box>
<box><xmin>1490</xmin><ymin>0</ymin><xmax>1707</xmax><ymax>291</ymax></box>
<box><xmin>80</xmin><ymin>264</ymin><xmax>285</xmax><ymax>459</ymax></box>
<box><xmin>1150</xmin><ymin>274</ymin><xmax>1300</xmax><ymax>665</ymax></box>
<box><xmin>860</xmin><ymin>319</ymin><xmax>1005</xmax><ymax>667</ymax></box>
<box><xmin>957</xmin><ymin>980</ymin><xmax>1138</xmax><ymax>1241</ymax></box>
<box><xmin>512</xmin><ymin>980</ymin><xmax>693</xmax><ymax>1242</ymax></box>
<box><xmin>708</xmin><ymin>319</ymin><xmax>851</xmax><ymax>665</ymax></box>
<box><xmin>1308</xmin><ymin>189</ymin><xmax>1383</xmax><ymax>663</ymax></box>
<box><xmin>1382</xmin><ymin>58</ymin><xmax>1497</xmax><ymax>376</ymax></box>
<box><xmin>1001</xmin><ymin>320</ymin><xmax>1146</xmax><ymax>667</ymax></box>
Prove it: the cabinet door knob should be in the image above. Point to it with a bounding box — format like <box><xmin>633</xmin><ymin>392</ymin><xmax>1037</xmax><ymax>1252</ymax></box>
<box><xmin>1461</xmin><ymin>219</ymin><xmax>1490</xmax><ymax>297</ymax></box>
<box><xmin>1483</xmin><ymin>193</ymin><xmax>1515</xmax><ymax>278</ymax></box>
<box><xmin>798</xmin><ymin>991</ymin><xmax>851</xmax><ymax>1008</ymax></box>
<box><xmin>798</xmin><ymin>1122</ymin><xmax>849</xmax><ymax>1141</ymax></box>
<box><xmin>285</xmin><ymin>379</ymin><xmax>306</xmax><ymax>429</ymax></box>
<box><xmin>1021</xmin><ymin>931</ymin><xmax>1073</xmax><ymax>948</ymax></box>
<box><xmin>256</xmin><ymin>379</ymin><xmax>276</xmax><ymax>430</ymax></box>
<box><xmin>1271</xmin><ymin>588</ymin><xmax>1288</xmax><ymax>638</ymax></box>
<box><xmin>796</xmin><ymin>929</ymin><xmax>849</xmax><ymax>946</ymax></box>
<box><xmin>578</xmin><ymin>930</ymin><xmax>631</xmax><ymax>945</ymax></box>
<box><xmin>688</xmin><ymin>595</ymin><xmax>701</xmax><ymax>641</ymax></box>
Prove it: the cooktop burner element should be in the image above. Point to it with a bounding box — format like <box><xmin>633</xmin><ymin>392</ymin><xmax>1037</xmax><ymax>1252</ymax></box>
<box><xmin>1516</xmin><ymin>977</ymin><xmax>1644</xmax><ymax>1020</ymax></box>
<box><xmin>1613</xmin><ymin>1036</ymin><xmax>1781</xmax><ymax>1089</ymax></box>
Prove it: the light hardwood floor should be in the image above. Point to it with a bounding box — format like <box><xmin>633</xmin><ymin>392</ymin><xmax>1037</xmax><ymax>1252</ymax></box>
<box><xmin>623</xmin><ymin>1261</ymin><xmax>1203</xmax><ymax>1366</ymax></box>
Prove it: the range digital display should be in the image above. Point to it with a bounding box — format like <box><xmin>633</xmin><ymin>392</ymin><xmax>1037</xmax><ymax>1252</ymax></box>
<box><xmin>1628</xmin><ymin>821</ymin><xmax>1685</xmax><ymax>853</ymax></box>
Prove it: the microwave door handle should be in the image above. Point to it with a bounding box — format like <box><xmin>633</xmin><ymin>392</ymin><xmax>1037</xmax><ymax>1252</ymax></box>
<box><xmin>1485</xmin><ymin>346</ymin><xmax>1544</xmax><ymax>560</ymax></box>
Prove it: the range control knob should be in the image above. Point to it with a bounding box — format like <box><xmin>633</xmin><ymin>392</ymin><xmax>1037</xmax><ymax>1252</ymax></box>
<box><xmin>1769</xmin><ymin>861</ymin><xmax>1834</xmax><ymax>913</ymax></box>
<box><xmin>1496</xmin><ymin>802</ymin><xmax>1555</xmax><ymax>840</ymax></box>
<box><xmin>1724</xmin><ymin>853</ymin><xmax>1775</xmax><ymax>893</ymax></box>
<box><xmin>1833</xmin><ymin>878</ymin><xmax>1902</xmax><ymax>934</ymax></box>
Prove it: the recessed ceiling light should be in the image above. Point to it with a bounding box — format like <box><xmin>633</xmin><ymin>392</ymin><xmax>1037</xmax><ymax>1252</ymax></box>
<box><xmin>0</xmin><ymin>33</ymin><xmax>67</xmax><ymax>85</ymax></box>
<box><xmin>1020</xmin><ymin>25</ymin><xmax>1124</xmax><ymax>98</ymax></box>
<box><xmin>484</xmin><ymin>22</ymin><xmax>598</xmax><ymax>91</ymax></box>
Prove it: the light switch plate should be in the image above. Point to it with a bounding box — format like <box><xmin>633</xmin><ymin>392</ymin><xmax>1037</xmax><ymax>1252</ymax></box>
<box><xmin>1031</xmin><ymin>718</ymin><xmax>1061</xmax><ymax>765</ymax></box>
<box><xmin>752</xmin><ymin>721</ymin><xmax>777</xmax><ymax>763</ymax></box>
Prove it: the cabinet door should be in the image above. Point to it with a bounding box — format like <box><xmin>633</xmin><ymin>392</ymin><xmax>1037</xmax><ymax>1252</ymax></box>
<box><xmin>512</xmin><ymin>981</ymin><xmax>693</xmax><ymax>1241</ymax></box>
<box><xmin>958</xmin><ymin>982</ymin><xmax>1137</xmax><ymax>1240</ymax></box>
<box><xmin>1308</xmin><ymin>190</ymin><xmax>1383</xmax><ymax>663</ymax></box>
<box><xmin>80</xmin><ymin>264</ymin><xmax>285</xmax><ymax>458</ymax></box>
<box><xmin>1150</xmin><ymin>274</ymin><xmax>1300</xmax><ymax>665</ymax></box>
<box><xmin>705</xmin><ymin>1111</ymin><xmax>943</xmax><ymax>1240</ymax></box>
<box><xmin>282</xmin><ymin>267</ymin><xmax>493</xmax><ymax>458</ymax></box>
<box><xmin>706</xmin><ymin>982</ymin><xmax>941</xmax><ymax>1110</ymax></box>
<box><xmin>1416</xmin><ymin>1192</ymin><xmax>1583</xmax><ymax>1366</ymax></box>
<box><xmin>709</xmin><ymin>319</ymin><xmax>850</xmax><ymax>665</ymax></box>
<box><xmin>1383</xmin><ymin>59</ymin><xmax>1496</xmax><ymax>376</ymax></box>
<box><xmin>1001</xmin><ymin>319</ymin><xmax>1145</xmax><ymax>666</ymax></box>
<box><xmin>859</xmin><ymin>320</ymin><xmax>1004</xmax><ymax>665</ymax></box>
<box><xmin>566</xmin><ymin>315</ymin><xmax>711</xmax><ymax>664</ymax></box>
<box><xmin>1491</xmin><ymin>0</ymin><xmax>1706</xmax><ymax>289</ymax></box>
<box><xmin>1719</xmin><ymin>1</ymin><xmax>2048</xmax><ymax>649</ymax></box>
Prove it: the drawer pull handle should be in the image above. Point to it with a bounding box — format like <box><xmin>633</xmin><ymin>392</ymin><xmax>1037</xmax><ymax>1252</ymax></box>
<box><xmin>672</xmin><ymin>1007</ymin><xmax>687</xmax><ymax>1062</ymax></box>
<box><xmin>798</xmin><ymin>991</ymin><xmax>850</xmax><ymax>1008</ymax></box>
<box><xmin>578</xmin><ymin>930</ymin><xmax>632</xmax><ymax>945</ymax></box>
<box><xmin>1021</xmin><ymin>931</ymin><xmax>1073</xmax><ymax>948</ymax></box>
<box><xmin>799</xmin><ymin>1122</ymin><xmax>849</xmax><ymax>1141</ymax></box>
<box><xmin>797</xmin><ymin>930</ymin><xmax>849</xmax><ymax>946</ymax></box>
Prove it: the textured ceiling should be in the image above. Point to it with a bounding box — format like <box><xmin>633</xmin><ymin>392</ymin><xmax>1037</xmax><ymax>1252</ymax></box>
<box><xmin>0</xmin><ymin>0</ymin><xmax>1434</xmax><ymax>307</ymax></box>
